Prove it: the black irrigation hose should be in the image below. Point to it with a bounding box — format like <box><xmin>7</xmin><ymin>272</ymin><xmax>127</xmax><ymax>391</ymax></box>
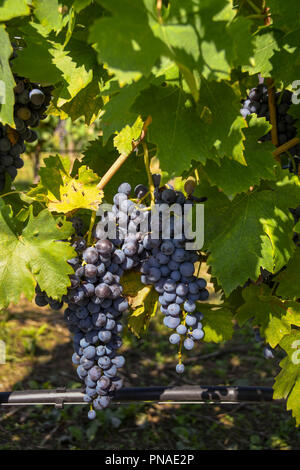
<box><xmin>0</xmin><ymin>386</ymin><xmax>276</xmax><ymax>409</ymax></box>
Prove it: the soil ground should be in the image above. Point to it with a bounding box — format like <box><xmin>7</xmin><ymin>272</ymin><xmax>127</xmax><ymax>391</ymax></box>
<box><xmin>0</xmin><ymin>296</ymin><xmax>299</xmax><ymax>450</ymax></box>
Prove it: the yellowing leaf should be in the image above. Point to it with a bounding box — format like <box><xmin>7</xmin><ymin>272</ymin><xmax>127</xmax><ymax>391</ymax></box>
<box><xmin>113</xmin><ymin>116</ymin><xmax>143</xmax><ymax>155</ymax></box>
<box><xmin>28</xmin><ymin>155</ymin><xmax>103</xmax><ymax>214</ymax></box>
<box><xmin>122</xmin><ymin>271</ymin><xmax>158</xmax><ymax>337</ymax></box>
<box><xmin>48</xmin><ymin>166</ymin><xmax>104</xmax><ymax>213</ymax></box>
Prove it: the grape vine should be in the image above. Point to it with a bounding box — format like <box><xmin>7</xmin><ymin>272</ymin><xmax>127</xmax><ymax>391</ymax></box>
<box><xmin>0</xmin><ymin>0</ymin><xmax>300</xmax><ymax>427</ymax></box>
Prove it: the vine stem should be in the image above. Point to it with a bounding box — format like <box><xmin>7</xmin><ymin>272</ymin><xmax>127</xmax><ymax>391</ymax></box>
<box><xmin>266</xmin><ymin>78</ymin><xmax>278</xmax><ymax>149</ymax></box>
<box><xmin>157</xmin><ymin>0</ymin><xmax>163</xmax><ymax>24</ymax></box>
<box><xmin>246</xmin><ymin>0</ymin><xmax>262</xmax><ymax>15</ymax></box>
<box><xmin>142</xmin><ymin>141</ymin><xmax>155</xmax><ymax>205</ymax></box>
<box><xmin>0</xmin><ymin>190</ymin><xmax>24</xmax><ymax>199</ymax></box>
<box><xmin>178</xmin><ymin>311</ymin><xmax>187</xmax><ymax>365</ymax></box>
<box><xmin>262</xmin><ymin>1</ymin><xmax>271</xmax><ymax>26</ymax></box>
<box><xmin>84</xmin><ymin>116</ymin><xmax>152</xmax><ymax>245</ymax></box>
<box><xmin>273</xmin><ymin>137</ymin><xmax>300</xmax><ymax>158</ymax></box>
<box><xmin>87</xmin><ymin>211</ymin><xmax>96</xmax><ymax>246</ymax></box>
<box><xmin>97</xmin><ymin>116</ymin><xmax>152</xmax><ymax>191</ymax></box>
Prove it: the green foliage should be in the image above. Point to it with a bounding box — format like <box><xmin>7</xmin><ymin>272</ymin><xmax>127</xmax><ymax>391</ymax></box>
<box><xmin>134</xmin><ymin>85</ymin><xmax>210</xmax><ymax>181</ymax></box>
<box><xmin>33</xmin><ymin>0</ymin><xmax>63</xmax><ymax>33</ymax></box>
<box><xmin>274</xmin><ymin>330</ymin><xmax>300</xmax><ymax>426</ymax></box>
<box><xmin>0</xmin><ymin>26</ymin><xmax>15</xmax><ymax>125</ymax></box>
<box><xmin>207</xmin><ymin>177</ymin><xmax>300</xmax><ymax>295</ymax></box>
<box><xmin>237</xmin><ymin>285</ymin><xmax>300</xmax><ymax>348</ymax></box>
<box><xmin>0</xmin><ymin>0</ymin><xmax>30</xmax><ymax>22</ymax></box>
<box><xmin>82</xmin><ymin>137</ymin><xmax>148</xmax><ymax>202</ymax></box>
<box><xmin>2</xmin><ymin>0</ymin><xmax>300</xmax><ymax>426</ymax></box>
<box><xmin>200</xmin><ymin>304</ymin><xmax>234</xmax><ymax>343</ymax></box>
<box><xmin>0</xmin><ymin>203</ymin><xmax>75</xmax><ymax>309</ymax></box>
<box><xmin>276</xmin><ymin>249</ymin><xmax>300</xmax><ymax>300</ymax></box>
<box><xmin>113</xmin><ymin>116</ymin><xmax>144</xmax><ymax>155</ymax></box>
<box><xmin>203</xmin><ymin>116</ymin><xmax>276</xmax><ymax>197</ymax></box>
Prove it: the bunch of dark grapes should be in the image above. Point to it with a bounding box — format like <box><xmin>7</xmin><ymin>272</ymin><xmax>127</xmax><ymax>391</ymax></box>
<box><xmin>138</xmin><ymin>176</ymin><xmax>209</xmax><ymax>374</ymax></box>
<box><xmin>13</xmin><ymin>77</ymin><xmax>53</xmax><ymax>142</ymax></box>
<box><xmin>34</xmin><ymin>180</ymin><xmax>209</xmax><ymax>418</ymax></box>
<box><xmin>35</xmin><ymin>285</ymin><xmax>64</xmax><ymax>311</ymax></box>
<box><xmin>65</xmin><ymin>237</ymin><xmax>127</xmax><ymax>420</ymax></box>
<box><xmin>35</xmin><ymin>227</ymin><xmax>128</xmax><ymax>420</ymax></box>
<box><xmin>0</xmin><ymin>76</ymin><xmax>53</xmax><ymax>191</ymax></box>
<box><xmin>240</xmin><ymin>84</ymin><xmax>300</xmax><ymax>174</ymax></box>
<box><xmin>0</xmin><ymin>123</ymin><xmax>25</xmax><ymax>191</ymax></box>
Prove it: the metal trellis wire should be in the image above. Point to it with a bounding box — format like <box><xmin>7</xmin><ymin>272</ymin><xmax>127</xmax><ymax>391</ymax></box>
<box><xmin>0</xmin><ymin>385</ymin><xmax>276</xmax><ymax>409</ymax></box>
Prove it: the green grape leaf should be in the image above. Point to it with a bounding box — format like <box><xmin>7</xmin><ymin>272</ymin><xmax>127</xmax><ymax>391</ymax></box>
<box><xmin>73</xmin><ymin>0</ymin><xmax>94</xmax><ymax>13</ymax></box>
<box><xmin>0</xmin><ymin>26</ymin><xmax>15</xmax><ymax>126</ymax></box>
<box><xmin>268</xmin><ymin>0</ymin><xmax>300</xmax><ymax>32</ymax></box>
<box><xmin>60</xmin><ymin>71</ymin><xmax>103</xmax><ymax>125</ymax></box>
<box><xmin>51</xmin><ymin>38</ymin><xmax>96</xmax><ymax>105</ymax></box>
<box><xmin>27</xmin><ymin>155</ymin><xmax>104</xmax><ymax>214</ymax></box>
<box><xmin>190</xmin><ymin>170</ymin><xmax>232</xmax><ymax>251</ymax></box>
<box><xmin>198</xmin><ymin>79</ymin><xmax>246</xmax><ymax>162</ymax></box>
<box><xmin>113</xmin><ymin>116</ymin><xmax>143</xmax><ymax>155</ymax></box>
<box><xmin>168</xmin><ymin>0</ymin><xmax>254</xmax><ymax>81</ymax></box>
<box><xmin>82</xmin><ymin>137</ymin><xmax>148</xmax><ymax>202</ymax></box>
<box><xmin>122</xmin><ymin>271</ymin><xmax>158</xmax><ymax>338</ymax></box>
<box><xmin>11</xmin><ymin>24</ymin><xmax>62</xmax><ymax>85</ymax></box>
<box><xmin>100</xmin><ymin>76</ymin><xmax>155</xmax><ymax>142</ymax></box>
<box><xmin>133</xmin><ymin>85</ymin><xmax>209</xmax><ymax>181</ymax></box>
<box><xmin>274</xmin><ymin>357</ymin><xmax>299</xmax><ymax>401</ymax></box>
<box><xmin>0</xmin><ymin>0</ymin><xmax>30</xmax><ymax>21</ymax></box>
<box><xmin>286</xmin><ymin>379</ymin><xmax>300</xmax><ymax>427</ymax></box>
<box><xmin>237</xmin><ymin>284</ymin><xmax>300</xmax><ymax>348</ymax></box>
<box><xmin>208</xmin><ymin>177</ymin><xmax>300</xmax><ymax>294</ymax></box>
<box><xmin>200</xmin><ymin>304</ymin><xmax>234</xmax><ymax>343</ymax></box>
<box><xmin>89</xmin><ymin>0</ymin><xmax>166</xmax><ymax>83</ymax></box>
<box><xmin>33</xmin><ymin>0</ymin><xmax>62</xmax><ymax>33</ymax></box>
<box><xmin>287</xmin><ymin>100</ymin><xmax>300</xmax><ymax>149</ymax></box>
<box><xmin>270</xmin><ymin>34</ymin><xmax>300</xmax><ymax>88</ymax></box>
<box><xmin>0</xmin><ymin>205</ymin><xmax>75</xmax><ymax>309</ymax></box>
<box><xmin>242</xmin><ymin>30</ymin><xmax>279</xmax><ymax>77</ymax></box>
<box><xmin>89</xmin><ymin>0</ymin><xmax>254</xmax><ymax>86</ymax></box>
<box><xmin>203</xmin><ymin>116</ymin><xmax>276</xmax><ymax>197</ymax></box>
<box><xmin>274</xmin><ymin>330</ymin><xmax>300</xmax><ymax>426</ymax></box>
<box><xmin>276</xmin><ymin>248</ymin><xmax>300</xmax><ymax>300</ymax></box>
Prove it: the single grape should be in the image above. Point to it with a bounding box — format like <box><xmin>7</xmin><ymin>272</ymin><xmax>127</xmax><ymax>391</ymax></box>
<box><xmin>88</xmin><ymin>409</ymin><xmax>96</xmax><ymax>420</ymax></box>
<box><xmin>176</xmin><ymin>363</ymin><xmax>185</xmax><ymax>374</ymax></box>
<box><xmin>169</xmin><ymin>333</ymin><xmax>180</xmax><ymax>344</ymax></box>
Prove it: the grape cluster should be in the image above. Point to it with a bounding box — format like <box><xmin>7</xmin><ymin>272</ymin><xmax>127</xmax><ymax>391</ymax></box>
<box><xmin>13</xmin><ymin>77</ymin><xmax>53</xmax><ymax>142</ymax></box>
<box><xmin>64</xmin><ymin>237</ymin><xmax>127</xmax><ymax>419</ymax></box>
<box><xmin>35</xmin><ymin>215</ymin><xmax>129</xmax><ymax>420</ymax></box>
<box><xmin>35</xmin><ymin>180</ymin><xmax>209</xmax><ymax>417</ymax></box>
<box><xmin>0</xmin><ymin>123</ymin><xmax>25</xmax><ymax>191</ymax></box>
<box><xmin>96</xmin><ymin>179</ymin><xmax>209</xmax><ymax>373</ymax></box>
<box><xmin>35</xmin><ymin>285</ymin><xmax>64</xmax><ymax>311</ymax></box>
<box><xmin>240</xmin><ymin>84</ymin><xmax>300</xmax><ymax>174</ymax></box>
<box><xmin>139</xmin><ymin>178</ymin><xmax>209</xmax><ymax>374</ymax></box>
<box><xmin>0</xmin><ymin>76</ymin><xmax>53</xmax><ymax>191</ymax></box>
